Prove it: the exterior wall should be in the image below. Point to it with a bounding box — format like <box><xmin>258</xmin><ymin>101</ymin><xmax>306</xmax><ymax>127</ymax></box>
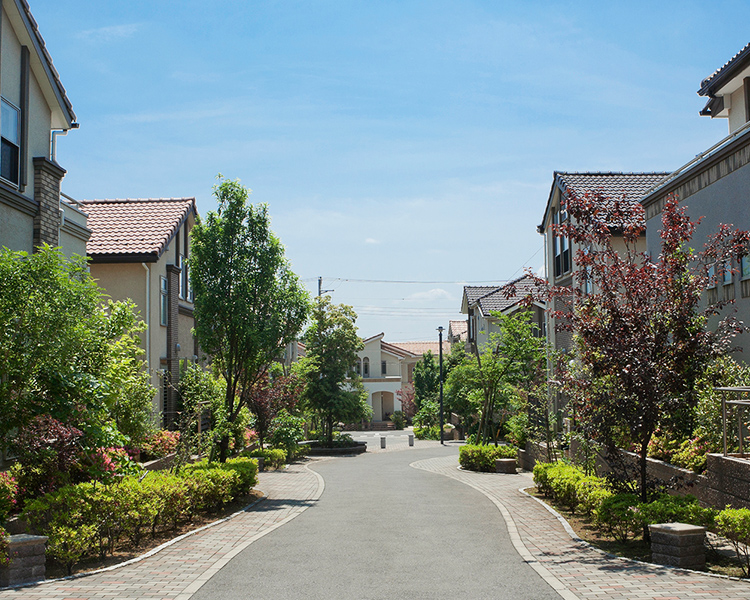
<box><xmin>0</xmin><ymin>199</ymin><xmax>32</xmax><ymax>251</ymax></box>
<box><xmin>728</xmin><ymin>86</ymin><xmax>746</xmax><ymax>134</ymax></box>
<box><xmin>58</xmin><ymin>200</ymin><xmax>90</xmax><ymax>258</ymax></box>
<box><xmin>357</xmin><ymin>336</ymin><xmax>407</xmax><ymax>421</ymax></box>
<box><xmin>644</xmin><ymin>154</ymin><xmax>750</xmax><ymax>360</ymax></box>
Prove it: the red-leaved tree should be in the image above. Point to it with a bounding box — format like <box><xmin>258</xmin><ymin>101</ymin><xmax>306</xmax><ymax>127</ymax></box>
<box><xmin>532</xmin><ymin>192</ymin><xmax>749</xmax><ymax>502</ymax></box>
<box><xmin>244</xmin><ymin>373</ymin><xmax>304</xmax><ymax>448</ymax></box>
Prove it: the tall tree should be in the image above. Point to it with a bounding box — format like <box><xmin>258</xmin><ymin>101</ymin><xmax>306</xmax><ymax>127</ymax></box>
<box><xmin>413</xmin><ymin>351</ymin><xmax>440</xmax><ymax>410</ymax></box>
<box><xmin>445</xmin><ymin>310</ymin><xmax>544</xmax><ymax>444</ymax></box>
<box><xmin>537</xmin><ymin>193</ymin><xmax>749</xmax><ymax>502</ymax></box>
<box><xmin>302</xmin><ymin>296</ymin><xmax>370</xmax><ymax>446</ymax></box>
<box><xmin>0</xmin><ymin>245</ymin><xmax>156</xmax><ymax>451</ymax></box>
<box><xmin>191</xmin><ymin>177</ymin><xmax>310</xmax><ymax>461</ymax></box>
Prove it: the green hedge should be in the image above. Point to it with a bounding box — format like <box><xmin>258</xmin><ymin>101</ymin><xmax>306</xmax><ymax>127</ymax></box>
<box><xmin>459</xmin><ymin>444</ymin><xmax>517</xmax><ymax>472</ymax></box>
<box><xmin>242</xmin><ymin>448</ymin><xmax>287</xmax><ymax>469</ymax></box>
<box><xmin>22</xmin><ymin>458</ymin><xmax>258</xmax><ymax>575</ymax></box>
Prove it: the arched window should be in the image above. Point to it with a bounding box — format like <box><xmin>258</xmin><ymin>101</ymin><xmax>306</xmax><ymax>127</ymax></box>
<box><xmin>363</xmin><ymin>357</ymin><xmax>370</xmax><ymax>378</ymax></box>
<box><xmin>355</xmin><ymin>358</ymin><xmax>362</xmax><ymax>375</ymax></box>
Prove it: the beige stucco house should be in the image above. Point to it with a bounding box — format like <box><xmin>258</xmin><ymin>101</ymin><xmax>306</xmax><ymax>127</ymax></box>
<box><xmin>537</xmin><ymin>172</ymin><xmax>669</xmax><ymax>356</ymax></box>
<box><xmin>355</xmin><ymin>334</ymin><xmax>442</xmax><ymax>423</ymax></box>
<box><xmin>0</xmin><ymin>0</ymin><xmax>88</xmax><ymax>257</ymax></box>
<box><xmin>640</xmin><ymin>43</ymin><xmax>750</xmax><ymax>359</ymax></box>
<box><xmin>81</xmin><ymin>197</ymin><xmax>198</xmax><ymax>426</ymax></box>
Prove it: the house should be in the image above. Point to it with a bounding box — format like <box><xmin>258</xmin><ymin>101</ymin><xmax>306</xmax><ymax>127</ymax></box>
<box><xmin>640</xmin><ymin>43</ymin><xmax>750</xmax><ymax>357</ymax></box>
<box><xmin>461</xmin><ymin>276</ymin><xmax>545</xmax><ymax>356</ymax></box>
<box><xmin>0</xmin><ymin>0</ymin><xmax>88</xmax><ymax>256</ymax></box>
<box><xmin>80</xmin><ymin>197</ymin><xmax>198</xmax><ymax>426</ymax></box>
<box><xmin>447</xmin><ymin>319</ymin><xmax>468</xmax><ymax>349</ymax></box>
<box><xmin>355</xmin><ymin>334</ymin><xmax>442</xmax><ymax>423</ymax></box>
<box><xmin>537</xmin><ymin>172</ymin><xmax>669</xmax><ymax>355</ymax></box>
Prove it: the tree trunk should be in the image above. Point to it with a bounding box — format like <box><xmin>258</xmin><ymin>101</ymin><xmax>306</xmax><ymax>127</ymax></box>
<box><xmin>218</xmin><ymin>435</ymin><xmax>230</xmax><ymax>463</ymax></box>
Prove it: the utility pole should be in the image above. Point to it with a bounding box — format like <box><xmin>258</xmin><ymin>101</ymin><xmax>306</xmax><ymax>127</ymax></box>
<box><xmin>318</xmin><ymin>276</ymin><xmax>333</xmax><ymax>298</ymax></box>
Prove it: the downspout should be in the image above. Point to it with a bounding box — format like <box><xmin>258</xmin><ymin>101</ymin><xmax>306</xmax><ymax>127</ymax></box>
<box><xmin>142</xmin><ymin>263</ymin><xmax>151</xmax><ymax>369</ymax></box>
<box><xmin>50</xmin><ymin>123</ymin><xmax>79</xmax><ymax>162</ymax></box>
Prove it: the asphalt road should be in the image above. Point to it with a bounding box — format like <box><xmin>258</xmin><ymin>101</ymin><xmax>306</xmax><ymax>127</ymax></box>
<box><xmin>192</xmin><ymin>445</ymin><xmax>561</xmax><ymax>599</ymax></box>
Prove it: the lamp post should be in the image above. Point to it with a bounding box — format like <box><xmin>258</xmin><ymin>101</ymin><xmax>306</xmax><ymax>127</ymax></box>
<box><xmin>437</xmin><ymin>326</ymin><xmax>444</xmax><ymax>445</ymax></box>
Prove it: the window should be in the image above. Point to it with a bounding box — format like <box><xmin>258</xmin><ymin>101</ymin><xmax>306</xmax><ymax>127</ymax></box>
<box><xmin>355</xmin><ymin>359</ymin><xmax>361</xmax><ymax>375</ymax></box>
<box><xmin>742</xmin><ymin>255</ymin><xmax>750</xmax><ymax>280</ymax></box>
<box><xmin>178</xmin><ymin>255</ymin><xmax>185</xmax><ymax>299</ymax></box>
<box><xmin>722</xmin><ymin>261</ymin><xmax>733</xmax><ymax>285</ymax></box>
<box><xmin>160</xmin><ymin>276</ymin><xmax>168</xmax><ymax>326</ymax></box>
<box><xmin>363</xmin><ymin>357</ymin><xmax>370</xmax><ymax>378</ymax></box>
<box><xmin>707</xmin><ymin>264</ymin><xmax>716</xmax><ymax>288</ymax></box>
<box><xmin>552</xmin><ymin>204</ymin><xmax>571</xmax><ymax>278</ymax></box>
<box><xmin>1</xmin><ymin>99</ymin><xmax>20</xmax><ymax>185</ymax></box>
<box><xmin>381</xmin><ymin>360</ymin><xmax>387</xmax><ymax>376</ymax></box>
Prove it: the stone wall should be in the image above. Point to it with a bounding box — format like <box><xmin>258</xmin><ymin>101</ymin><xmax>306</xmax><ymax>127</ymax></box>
<box><xmin>0</xmin><ymin>534</ymin><xmax>47</xmax><ymax>587</ymax></box>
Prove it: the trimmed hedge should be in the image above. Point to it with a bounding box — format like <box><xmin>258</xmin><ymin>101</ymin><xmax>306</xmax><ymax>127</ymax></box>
<box><xmin>21</xmin><ymin>458</ymin><xmax>258</xmax><ymax>574</ymax></box>
<box><xmin>459</xmin><ymin>444</ymin><xmax>517</xmax><ymax>472</ymax></box>
<box><xmin>242</xmin><ymin>448</ymin><xmax>287</xmax><ymax>469</ymax></box>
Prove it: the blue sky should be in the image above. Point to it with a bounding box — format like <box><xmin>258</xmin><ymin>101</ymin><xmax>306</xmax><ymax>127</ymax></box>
<box><xmin>31</xmin><ymin>0</ymin><xmax>750</xmax><ymax>341</ymax></box>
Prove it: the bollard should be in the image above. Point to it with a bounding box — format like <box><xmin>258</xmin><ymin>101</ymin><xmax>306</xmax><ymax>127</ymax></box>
<box><xmin>408</xmin><ymin>434</ymin><xmax>414</xmax><ymax>446</ymax></box>
<box><xmin>380</xmin><ymin>436</ymin><xmax>386</xmax><ymax>449</ymax></box>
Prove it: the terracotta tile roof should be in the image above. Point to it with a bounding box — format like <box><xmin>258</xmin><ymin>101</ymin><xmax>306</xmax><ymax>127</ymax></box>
<box><xmin>557</xmin><ymin>172</ymin><xmax>670</xmax><ymax>201</ymax></box>
<box><xmin>81</xmin><ymin>198</ymin><xmax>196</xmax><ymax>259</ymax></box>
<box><xmin>449</xmin><ymin>320</ymin><xmax>467</xmax><ymax>337</ymax></box>
<box><xmin>387</xmin><ymin>341</ymin><xmax>442</xmax><ymax>357</ymax></box>
<box><xmin>476</xmin><ymin>276</ymin><xmax>537</xmax><ymax>316</ymax></box>
<box><xmin>699</xmin><ymin>42</ymin><xmax>750</xmax><ymax>96</ymax></box>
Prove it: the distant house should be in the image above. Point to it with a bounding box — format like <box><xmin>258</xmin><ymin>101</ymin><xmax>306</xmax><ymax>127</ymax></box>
<box><xmin>355</xmin><ymin>334</ymin><xmax>442</xmax><ymax>423</ymax></box>
<box><xmin>0</xmin><ymin>0</ymin><xmax>88</xmax><ymax>256</ymax></box>
<box><xmin>461</xmin><ymin>276</ymin><xmax>545</xmax><ymax>356</ymax></box>
<box><xmin>537</xmin><ymin>171</ymin><xmax>669</xmax><ymax>355</ymax></box>
<box><xmin>448</xmin><ymin>319</ymin><xmax>468</xmax><ymax>349</ymax></box>
<box><xmin>81</xmin><ymin>197</ymin><xmax>198</xmax><ymax>426</ymax></box>
<box><xmin>640</xmin><ymin>43</ymin><xmax>750</xmax><ymax>358</ymax></box>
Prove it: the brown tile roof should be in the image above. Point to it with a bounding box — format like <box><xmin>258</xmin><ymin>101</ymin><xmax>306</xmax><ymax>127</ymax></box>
<box><xmin>464</xmin><ymin>285</ymin><xmax>501</xmax><ymax>304</ymax></box>
<box><xmin>699</xmin><ymin>42</ymin><xmax>750</xmax><ymax>96</ymax></box>
<box><xmin>475</xmin><ymin>276</ymin><xmax>537</xmax><ymax>316</ymax></box>
<box><xmin>556</xmin><ymin>172</ymin><xmax>670</xmax><ymax>201</ymax></box>
<box><xmin>81</xmin><ymin>198</ymin><xmax>196</xmax><ymax>259</ymax></box>
<box><xmin>387</xmin><ymin>341</ymin><xmax>442</xmax><ymax>357</ymax></box>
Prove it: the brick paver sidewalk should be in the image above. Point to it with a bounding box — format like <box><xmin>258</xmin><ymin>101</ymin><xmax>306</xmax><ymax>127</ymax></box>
<box><xmin>412</xmin><ymin>455</ymin><xmax>750</xmax><ymax>600</ymax></box>
<box><xmin>0</xmin><ymin>460</ymin><xmax>325</xmax><ymax>600</ymax></box>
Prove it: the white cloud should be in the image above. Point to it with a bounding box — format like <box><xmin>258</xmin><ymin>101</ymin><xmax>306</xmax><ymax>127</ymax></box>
<box><xmin>405</xmin><ymin>288</ymin><xmax>452</xmax><ymax>302</ymax></box>
<box><xmin>77</xmin><ymin>23</ymin><xmax>143</xmax><ymax>43</ymax></box>
<box><xmin>364</xmin><ymin>237</ymin><xmax>380</xmax><ymax>245</ymax></box>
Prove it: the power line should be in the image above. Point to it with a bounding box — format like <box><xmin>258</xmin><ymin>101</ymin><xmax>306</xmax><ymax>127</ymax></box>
<box><xmin>302</xmin><ymin>277</ymin><xmax>509</xmax><ymax>285</ymax></box>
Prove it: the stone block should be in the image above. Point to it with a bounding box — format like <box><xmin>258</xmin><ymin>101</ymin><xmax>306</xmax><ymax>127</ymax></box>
<box><xmin>650</xmin><ymin>531</ymin><xmax>705</xmax><ymax>547</ymax></box>
<box><xmin>495</xmin><ymin>458</ymin><xmax>517</xmax><ymax>474</ymax></box>
<box><xmin>651</xmin><ymin>552</ymin><xmax>705</xmax><ymax>569</ymax></box>
<box><xmin>651</xmin><ymin>542</ymin><xmax>705</xmax><ymax>557</ymax></box>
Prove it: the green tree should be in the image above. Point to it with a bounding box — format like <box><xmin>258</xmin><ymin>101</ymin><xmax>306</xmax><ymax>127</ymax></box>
<box><xmin>0</xmin><ymin>246</ymin><xmax>155</xmax><ymax>451</ymax></box>
<box><xmin>191</xmin><ymin>177</ymin><xmax>310</xmax><ymax>461</ymax></box>
<box><xmin>302</xmin><ymin>296</ymin><xmax>370</xmax><ymax>446</ymax></box>
<box><xmin>445</xmin><ymin>310</ymin><xmax>544</xmax><ymax>445</ymax></box>
<box><xmin>413</xmin><ymin>351</ymin><xmax>440</xmax><ymax>410</ymax></box>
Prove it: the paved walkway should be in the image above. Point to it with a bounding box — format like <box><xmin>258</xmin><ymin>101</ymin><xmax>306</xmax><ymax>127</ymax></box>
<box><xmin>1</xmin><ymin>444</ymin><xmax>750</xmax><ymax>599</ymax></box>
<box><xmin>413</xmin><ymin>455</ymin><xmax>750</xmax><ymax>600</ymax></box>
<box><xmin>0</xmin><ymin>461</ymin><xmax>325</xmax><ymax>600</ymax></box>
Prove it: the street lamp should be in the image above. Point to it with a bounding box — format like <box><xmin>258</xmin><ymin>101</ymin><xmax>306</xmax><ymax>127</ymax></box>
<box><xmin>437</xmin><ymin>326</ymin><xmax>444</xmax><ymax>445</ymax></box>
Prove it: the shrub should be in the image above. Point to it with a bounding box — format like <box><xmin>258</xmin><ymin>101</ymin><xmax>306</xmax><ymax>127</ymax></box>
<box><xmin>597</xmin><ymin>493</ymin><xmax>644</xmax><ymax>543</ymax></box>
<box><xmin>47</xmin><ymin>523</ymin><xmax>98</xmax><ymax>575</ymax></box>
<box><xmin>181</xmin><ymin>463</ymin><xmax>237</xmax><ymax>513</ymax></box>
<box><xmin>547</xmin><ymin>463</ymin><xmax>586</xmax><ymax>513</ymax></box>
<box><xmin>0</xmin><ymin>528</ymin><xmax>8</xmax><ymax>567</ymax></box>
<box><xmin>242</xmin><ymin>447</ymin><xmax>287</xmax><ymax>469</ymax></box>
<box><xmin>9</xmin><ymin>415</ymin><xmax>83</xmax><ymax>502</ymax></box>
<box><xmin>715</xmin><ymin>507</ymin><xmax>750</xmax><ymax>577</ymax></box>
<box><xmin>533</xmin><ymin>462</ymin><xmax>555</xmax><ymax>497</ymax></box>
<box><xmin>269</xmin><ymin>410</ymin><xmax>305</xmax><ymax>459</ymax></box>
<box><xmin>505</xmin><ymin>412</ymin><xmax>528</xmax><ymax>448</ymax></box>
<box><xmin>459</xmin><ymin>444</ymin><xmax>517</xmax><ymax>472</ymax></box>
<box><xmin>414</xmin><ymin>425</ymin><xmax>440</xmax><ymax>440</ymax></box>
<box><xmin>670</xmin><ymin>438</ymin><xmax>710</xmax><ymax>474</ymax></box>
<box><xmin>390</xmin><ymin>411</ymin><xmax>405</xmax><ymax>430</ymax></box>
<box><xmin>140</xmin><ymin>430</ymin><xmax>180</xmax><ymax>460</ymax></box>
<box><xmin>576</xmin><ymin>475</ymin><xmax>612</xmax><ymax>521</ymax></box>
<box><xmin>0</xmin><ymin>472</ymin><xmax>17</xmax><ymax>524</ymax></box>
<box><xmin>213</xmin><ymin>457</ymin><xmax>258</xmax><ymax>496</ymax></box>
<box><xmin>639</xmin><ymin>494</ymin><xmax>715</xmax><ymax>529</ymax></box>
